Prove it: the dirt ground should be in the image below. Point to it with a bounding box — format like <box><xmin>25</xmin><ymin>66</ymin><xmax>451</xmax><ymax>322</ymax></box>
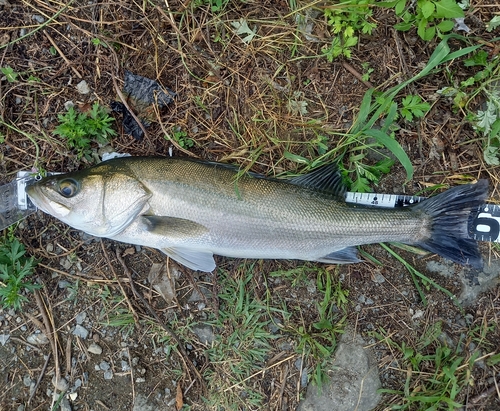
<box><xmin>0</xmin><ymin>0</ymin><xmax>500</xmax><ymax>410</ymax></box>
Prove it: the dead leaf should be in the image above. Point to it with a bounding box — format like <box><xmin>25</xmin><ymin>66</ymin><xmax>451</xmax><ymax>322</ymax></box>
<box><xmin>176</xmin><ymin>383</ymin><xmax>183</xmax><ymax>410</ymax></box>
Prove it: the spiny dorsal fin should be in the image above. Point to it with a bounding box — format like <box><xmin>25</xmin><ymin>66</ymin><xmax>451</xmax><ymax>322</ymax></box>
<box><xmin>289</xmin><ymin>164</ymin><xmax>346</xmax><ymax>198</ymax></box>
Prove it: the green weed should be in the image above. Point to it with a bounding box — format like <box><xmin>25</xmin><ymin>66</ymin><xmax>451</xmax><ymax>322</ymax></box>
<box><xmin>378</xmin><ymin>0</ymin><xmax>464</xmax><ymax>41</ymax></box>
<box><xmin>288</xmin><ymin>268</ymin><xmax>346</xmax><ymax>386</ymax></box>
<box><xmin>0</xmin><ymin>66</ymin><xmax>19</xmax><ymax>83</ymax></box>
<box><xmin>399</xmin><ymin>94</ymin><xmax>431</xmax><ymax>122</ymax></box>
<box><xmin>376</xmin><ymin>324</ymin><xmax>477</xmax><ymax>410</ymax></box>
<box><xmin>53</xmin><ymin>102</ymin><xmax>117</xmax><ymax>158</ymax></box>
<box><xmin>0</xmin><ymin>237</ymin><xmax>40</xmax><ymax>310</ymax></box>
<box><xmin>203</xmin><ymin>263</ymin><xmax>280</xmax><ymax>409</ymax></box>
<box><xmin>322</xmin><ymin>0</ymin><xmax>376</xmax><ymax>60</ymax></box>
<box><xmin>165</xmin><ymin>127</ymin><xmax>195</xmax><ymax>149</ymax></box>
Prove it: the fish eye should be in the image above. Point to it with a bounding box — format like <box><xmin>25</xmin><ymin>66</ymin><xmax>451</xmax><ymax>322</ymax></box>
<box><xmin>58</xmin><ymin>179</ymin><xmax>79</xmax><ymax>198</ymax></box>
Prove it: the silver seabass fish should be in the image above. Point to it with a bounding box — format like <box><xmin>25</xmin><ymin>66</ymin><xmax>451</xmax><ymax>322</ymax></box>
<box><xmin>26</xmin><ymin>157</ymin><xmax>488</xmax><ymax>272</ymax></box>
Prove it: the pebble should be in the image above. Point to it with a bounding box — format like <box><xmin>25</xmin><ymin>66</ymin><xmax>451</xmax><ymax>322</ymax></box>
<box><xmin>64</xmin><ymin>101</ymin><xmax>74</xmax><ymax>110</ymax></box>
<box><xmin>372</xmin><ymin>272</ymin><xmax>386</xmax><ymax>283</ymax></box>
<box><xmin>59</xmin><ymin>397</ymin><xmax>72</xmax><ymax>411</ymax></box>
<box><xmin>52</xmin><ymin>375</ymin><xmax>69</xmax><ymax>392</ymax></box>
<box><xmin>72</xmin><ymin>325</ymin><xmax>89</xmax><ymax>339</ymax></box>
<box><xmin>27</xmin><ymin>332</ymin><xmax>50</xmax><ymax>345</ymax></box>
<box><xmin>58</xmin><ymin>280</ymin><xmax>71</xmax><ymax>289</ymax></box>
<box><xmin>87</xmin><ymin>343</ymin><xmax>102</xmax><ymax>355</ymax></box>
<box><xmin>103</xmin><ymin>370</ymin><xmax>113</xmax><ymax>380</ymax></box>
<box><xmin>76</xmin><ymin>80</ymin><xmax>90</xmax><ymax>95</ymax></box>
<box><xmin>99</xmin><ymin>361</ymin><xmax>110</xmax><ymax>371</ymax></box>
<box><xmin>191</xmin><ymin>324</ymin><xmax>216</xmax><ymax>345</ymax></box>
<box><xmin>135</xmin><ymin>377</ymin><xmax>146</xmax><ymax>383</ymax></box>
<box><xmin>121</xmin><ymin>360</ymin><xmax>130</xmax><ymax>371</ymax></box>
<box><xmin>32</xmin><ymin>14</ymin><xmax>45</xmax><ymax>23</ymax></box>
<box><xmin>0</xmin><ymin>333</ymin><xmax>10</xmax><ymax>346</ymax></box>
<box><xmin>23</xmin><ymin>375</ymin><xmax>33</xmax><ymax>387</ymax></box>
<box><xmin>75</xmin><ymin>312</ymin><xmax>86</xmax><ymax>325</ymax></box>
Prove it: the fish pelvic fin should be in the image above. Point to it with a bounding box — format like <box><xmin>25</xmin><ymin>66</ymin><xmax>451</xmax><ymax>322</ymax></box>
<box><xmin>162</xmin><ymin>247</ymin><xmax>216</xmax><ymax>272</ymax></box>
<box><xmin>413</xmin><ymin>180</ymin><xmax>489</xmax><ymax>269</ymax></box>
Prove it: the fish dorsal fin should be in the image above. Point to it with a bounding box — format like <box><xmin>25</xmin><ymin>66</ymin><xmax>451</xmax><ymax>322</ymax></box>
<box><xmin>289</xmin><ymin>164</ymin><xmax>346</xmax><ymax>198</ymax></box>
<box><xmin>162</xmin><ymin>247</ymin><xmax>216</xmax><ymax>272</ymax></box>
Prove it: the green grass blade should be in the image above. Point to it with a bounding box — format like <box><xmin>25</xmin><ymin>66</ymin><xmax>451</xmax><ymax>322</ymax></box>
<box><xmin>364</xmin><ymin>129</ymin><xmax>413</xmax><ymax>181</ymax></box>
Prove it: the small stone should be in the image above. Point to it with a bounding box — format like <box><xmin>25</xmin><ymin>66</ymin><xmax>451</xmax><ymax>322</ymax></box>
<box><xmin>32</xmin><ymin>14</ymin><xmax>45</xmax><ymax>23</ymax></box>
<box><xmin>23</xmin><ymin>375</ymin><xmax>33</xmax><ymax>387</ymax></box>
<box><xmin>52</xmin><ymin>375</ymin><xmax>69</xmax><ymax>392</ymax></box>
<box><xmin>301</xmin><ymin>367</ymin><xmax>309</xmax><ymax>387</ymax></box>
<box><xmin>135</xmin><ymin>377</ymin><xmax>146</xmax><ymax>383</ymax></box>
<box><xmin>0</xmin><ymin>333</ymin><xmax>10</xmax><ymax>346</ymax></box>
<box><xmin>58</xmin><ymin>280</ymin><xmax>71</xmax><ymax>289</ymax></box>
<box><xmin>69</xmin><ymin>392</ymin><xmax>78</xmax><ymax>401</ymax></box>
<box><xmin>63</xmin><ymin>101</ymin><xmax>74</xmax><ymax>110</ymax></box>
<box><xmin>17</xmin><ymin>405</ymin><xmax>25</xmax><ymax>411</ymax></box>
<box><xmin>27</xmin><ymin>332</ymin><xmax>50</xmax><ymax>345</ymax></box>
<box><xmin>76</xmin><ymin>80</ymin><xmax>90</xmax><ymax>95</ymax></box>
<box><xmin>372</xmin><ymin>272</ymin><xmax>386</xmax><ymax>283</ymax></box>
<box><xmin>103</xmin><ymin>370</ymin><xmax>114</xmax><ymax>380</ymax></box>
<box><xmin>75</xmin><ymin>312</ymin><xmax>86</xmax><ymax>325</ymax></box>
<box><xmin>87</xmin><ymin>343</ymin><xmax>102</xmax><ymax>355</ymax></box>
<box><xmin>121</xmin><ymin>360</ymin><xmax>130</xmax><ymax>371</ymax></box>
<box><xmin>99</xmin><ymin>361</ymin><xmax>110</xmax><ymax>371</ymax></box>
<box><xmin>191</xmin><ymin>324</ymin><xmax>216</xmax><ymax>345</ymax></box>
<box><xmin>59</xmin><ymin>396</ymin><xmax>72</xmax><ymax>411</ymax></box>
<box><xmin>72</xmin><ymin>325</ymin><xmax>89</xmax><ymax>339</ymax></box>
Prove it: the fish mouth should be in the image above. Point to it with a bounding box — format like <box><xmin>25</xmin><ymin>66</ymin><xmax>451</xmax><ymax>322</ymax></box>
<box><xmin>26</xmin><ymin>184</ymin><xmax>71</xmax><ymax>218</ymax></box>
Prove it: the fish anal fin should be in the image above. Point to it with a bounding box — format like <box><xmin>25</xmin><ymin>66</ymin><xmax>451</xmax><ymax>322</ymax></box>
<box><xmin>316</xmin><ymin>247</ymin><xmax>360</xmax><ymax>264</ymax></box>
<box><xmin>162</xmin><ymin>247</ymin><xmax>216</xmax><ymax>272</ymax></box>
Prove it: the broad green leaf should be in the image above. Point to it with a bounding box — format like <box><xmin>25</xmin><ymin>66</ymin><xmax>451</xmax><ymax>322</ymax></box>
<box><xmin>395</xmin><ymin>0</ymin><xmax>406</xmax><ymax>15</ymax></box>
<box><xmin>394</xmin><ymin>21</ymin><xmax>412</xmax><ymax>31</ymax></box>
<box><xmin>421</xmin><ymin>1</ymin><xmax>435</xmax><ymax>19</ymax></box>
<box><xmin>364</xmin><ymin>129</ymin><xmax>413</xmax><ymax>181</ymax></box>
<box><xmin>486</xmin><ymin>16</ymin><xmax>500</xmax><ymax>32</ymax></box>
<box><xmin>437</xmin><ymin>19</ymin><xmax>455</xmax><ymax>32</ymax></box>
<box><xmin>434</xmin><ymin>0</ymin><xmax>464</xmax><ymax>18</ymax></box>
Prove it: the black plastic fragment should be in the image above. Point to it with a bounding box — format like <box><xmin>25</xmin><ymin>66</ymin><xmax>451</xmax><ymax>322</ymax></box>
<box><xmin>112</xmin><ymin>70</ymin><xmax>176</xmax><ymax>140</ymax></box>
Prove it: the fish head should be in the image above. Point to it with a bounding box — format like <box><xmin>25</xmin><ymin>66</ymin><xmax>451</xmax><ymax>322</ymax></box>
<box><xmin>26</xmin><ymin>164</ymin><xmax>152</xmax><ymax>237</ymax></box>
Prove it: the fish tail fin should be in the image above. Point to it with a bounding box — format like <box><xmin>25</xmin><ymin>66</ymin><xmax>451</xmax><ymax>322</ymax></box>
<box><xmin>412</xmin><ymin>180</ymin><xmax>488</xmax><ymax>269</ymax></box>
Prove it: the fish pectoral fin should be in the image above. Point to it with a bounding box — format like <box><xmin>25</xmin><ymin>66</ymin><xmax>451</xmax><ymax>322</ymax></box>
<box><xmin>316</xmin><ymin>247</ymin><xmax>360</xmax><ymax>264</ymax></box>
<box><xmin>142</xmin><ymin>216</ymin><xmax>209</xmax><ymax>239</ymax></box>
<box><xmin>162</xmin><ymin>247</ymin><xmax>216</xmax><ymax>272</ymax></box>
